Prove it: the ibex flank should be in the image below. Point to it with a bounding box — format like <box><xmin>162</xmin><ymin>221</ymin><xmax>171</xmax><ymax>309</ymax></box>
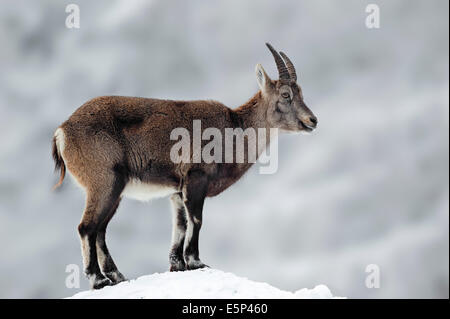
<box><xmin>52</xmin><ymin>43</ymin><xmax>317</xmax><ymax>289</ymax></box>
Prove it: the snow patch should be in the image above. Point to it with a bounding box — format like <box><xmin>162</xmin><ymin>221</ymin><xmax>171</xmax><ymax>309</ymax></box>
<box><xmin>69</xmin><ymin>269</ymin><xmax>338</xmax><ymax>299</ymax></box>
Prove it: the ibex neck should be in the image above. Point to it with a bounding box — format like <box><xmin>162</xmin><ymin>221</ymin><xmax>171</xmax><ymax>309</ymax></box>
<box><xmin>234</xmin><ymin>91</ymin><xmax>268</xmax><ymax>130</ymax></box>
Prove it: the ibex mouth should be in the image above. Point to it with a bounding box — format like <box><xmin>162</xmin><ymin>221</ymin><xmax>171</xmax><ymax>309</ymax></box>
<box><xmin>298</xmin><ymin>119</ymin><xmax>315</xmax><ymax>132</ymax></box>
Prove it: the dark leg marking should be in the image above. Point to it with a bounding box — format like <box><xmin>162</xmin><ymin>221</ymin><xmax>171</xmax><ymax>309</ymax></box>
<box><xmin>182</xmin><ymin>170</ymin><xmax>209</xmax><ymax>270</ymax></box>
<box><xmin>96</xmin><ymin>197</ymin><xmax>126</xmax><ymax>284</ymax></box>
<box><xmin>78</xmin><ymin>174</ymin><xmax>125</xmax><ymax>289</ymax></box>
<box><xmin>169</xmin><ymin>193</ymin><xmax>187</xmax><ymax>271</ymax></box>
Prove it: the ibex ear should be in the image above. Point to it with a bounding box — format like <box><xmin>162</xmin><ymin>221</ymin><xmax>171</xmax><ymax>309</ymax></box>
<box><xmin>255</xmin><ymin>64</ymin><xmax>272</xmax><ymax>93</ymax></box>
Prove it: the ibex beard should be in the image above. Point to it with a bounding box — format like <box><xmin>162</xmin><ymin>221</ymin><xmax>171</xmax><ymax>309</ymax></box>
<box><xmin>52</xmin><ymin>43</ymin><xmax>317</xmax><ymax>289</ymax></box>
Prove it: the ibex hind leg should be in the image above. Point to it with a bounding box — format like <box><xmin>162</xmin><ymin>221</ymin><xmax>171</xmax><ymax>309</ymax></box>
<box><xmin>96</xmin><ymin>197</ymin><xmax>127</xmax><ymax>284</ymax></box>
<box><xmin>169</xmin><ymin>193</ymin><xmax>187</xmax><ymax>271</ymax></box>
<box><xmin>78</xmin><ymin>176</ymin><xmax>125</xmax><ymax>289</ymax></box>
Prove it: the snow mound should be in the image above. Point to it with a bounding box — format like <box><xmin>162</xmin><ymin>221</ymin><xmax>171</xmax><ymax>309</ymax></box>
<box><xmin>69</xmin><ymin>269</ymin><xmax>337</xmax><ymax>299</ymax></box>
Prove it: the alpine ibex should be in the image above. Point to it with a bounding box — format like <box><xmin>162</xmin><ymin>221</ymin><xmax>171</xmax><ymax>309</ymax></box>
<box><xmin>52</xmin><ymin>43</ymin><xmax>317</xmax><ymax>289</ymax></box>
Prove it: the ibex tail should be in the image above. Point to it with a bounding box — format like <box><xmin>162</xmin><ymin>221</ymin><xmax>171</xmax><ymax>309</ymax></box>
<box><xmin>52</xmin><ymin>128</ymin><xmax>66</xmax><ymax>190</ymax></box>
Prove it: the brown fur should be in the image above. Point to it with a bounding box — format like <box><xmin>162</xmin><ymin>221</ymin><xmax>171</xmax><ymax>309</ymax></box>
<box><xmin>52</xmin><ymin>44</ymin><xmax>318</xmax><ymax>289</ymax></box>
<box><xmin>56</xmin><ymin>94</ymin><xmax>274</xmax><ymax>197</ymax></box>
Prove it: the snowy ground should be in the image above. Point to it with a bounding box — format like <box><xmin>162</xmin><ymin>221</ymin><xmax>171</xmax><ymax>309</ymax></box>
<box><xmin>69</xmin><ymin>269</ymin><xmax>337</xmax><ymax>299</ymax></box>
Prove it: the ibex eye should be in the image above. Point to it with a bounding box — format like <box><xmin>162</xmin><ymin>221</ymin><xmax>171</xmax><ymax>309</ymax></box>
<box><xmin>281</xmin><ymin>92</ymin><xmax>290</xmax><ymax>99</ymax></box>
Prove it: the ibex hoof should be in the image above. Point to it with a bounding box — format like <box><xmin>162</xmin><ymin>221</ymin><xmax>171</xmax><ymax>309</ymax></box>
<box><xmin>105</xmin><ymin>271</ymin><xmax>127</xmax><ymax>284</ymax></box>
<box><xmin>91</xmin><ymin>276</ymin><xmax>113</xmax><ymax>290</ymax></box>
<box><xmin>169</xmin><ymin>259</ymin><xmax>186</xmax><ymax>272</ymax></box>
<box><xmin>186</xmin><ymin>259</ymin><xmax>209</xmax><ymax>270</ymax></box>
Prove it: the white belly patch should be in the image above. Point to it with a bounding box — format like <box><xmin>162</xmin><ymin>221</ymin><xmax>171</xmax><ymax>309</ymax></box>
<box><xmin>121</xmin><ymin>179</ymin><xmax>177</xmax><ymax>202</ymax></box>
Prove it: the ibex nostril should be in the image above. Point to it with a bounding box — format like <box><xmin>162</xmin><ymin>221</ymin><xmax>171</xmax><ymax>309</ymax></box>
<box><xmin>309</xmin><ymin>117</ymin><xmax>317</xmax><ymax>126</ymax></box>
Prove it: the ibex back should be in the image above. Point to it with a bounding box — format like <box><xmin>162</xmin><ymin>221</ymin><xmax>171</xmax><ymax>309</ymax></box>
<box><xmin>52</xmin><ymin>43</ymin><xmax>317</xmax><ymax>289</ymax></box>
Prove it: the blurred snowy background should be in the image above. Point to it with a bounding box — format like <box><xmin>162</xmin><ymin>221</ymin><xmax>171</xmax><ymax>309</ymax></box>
<box><xmin>0</xmin><ymin>0</ymin><xmax>448</xmax><ymax>298</ymax></box>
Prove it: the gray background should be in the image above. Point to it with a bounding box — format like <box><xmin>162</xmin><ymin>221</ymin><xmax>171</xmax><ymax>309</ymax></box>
<box><xmin>0</xmin><ymin>0</ymin><xmax>448</xmax><ymax>298</ymax></box>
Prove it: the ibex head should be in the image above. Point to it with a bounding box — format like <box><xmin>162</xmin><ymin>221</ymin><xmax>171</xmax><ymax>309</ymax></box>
<box><xmin>256</xmin><ymin>43</ymin><xmax>317</xmax><ymax>132</ymax></box>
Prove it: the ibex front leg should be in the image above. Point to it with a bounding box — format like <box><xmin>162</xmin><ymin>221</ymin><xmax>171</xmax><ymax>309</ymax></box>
<box><xmin>182</xmin><ymin>171</ymin><xmax>209</xmax><ymax>270</ymax></box>
<box><xmin>169</xmin><ymin>193</ymin><xmax>187</xmax><ymax>271</ymax></box>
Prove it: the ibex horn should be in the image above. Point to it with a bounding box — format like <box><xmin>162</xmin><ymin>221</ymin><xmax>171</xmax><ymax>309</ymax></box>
<box><xmin>279</xmin><ymin>51</ymin><xmax>297</xmax><ymax>82</ymax></box>
<box><xmin>265</xmin><ymin>43</ymin><xmax>290</xmax><ymax>80</ymax></box>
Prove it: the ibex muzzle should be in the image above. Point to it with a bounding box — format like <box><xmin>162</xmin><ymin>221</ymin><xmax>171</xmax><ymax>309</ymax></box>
<box><xmin>52</xmin><ymin>43</ymin><xmax>317</xmax><ymax>289</ymax></box>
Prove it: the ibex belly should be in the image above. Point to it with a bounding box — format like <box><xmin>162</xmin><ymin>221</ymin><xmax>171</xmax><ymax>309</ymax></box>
<box><xmin>121</xmin><ymin>178</ymin><xmax>177</xmax><ymax>202</ymax></box>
